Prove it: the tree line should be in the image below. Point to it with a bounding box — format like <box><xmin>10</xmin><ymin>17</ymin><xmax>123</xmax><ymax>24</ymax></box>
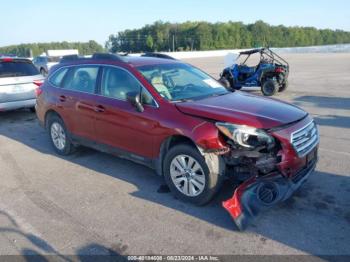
<box><xmin>0</xmin><ymin>40</ymin><xmax>104</xmax><ymax>57</ymax></box>
<box><xmin>1</xmin><ymin>21</ymin><xmax>350</xmax><ymax>56</ymax></box>
<box><xmin>106</xmin><ymin>20</ymin><xmax>350</xmax><ymax>53</ymax></box>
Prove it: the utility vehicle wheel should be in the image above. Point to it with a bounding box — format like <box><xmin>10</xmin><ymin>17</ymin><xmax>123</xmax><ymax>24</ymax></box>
<box><xmin>228</xmin><ymin>76</ymin><xmax>240</xmax><ymax>90</ymax></box>
<box><xmin>261</xmin><ymin>79</ymin><xmax>278</xmax><ymax>96</ymax></box>
<box><xmin>218</xmin><ymin>76</ymin><xmax>230</xmax><ymax>89</ymax></box>
<box><xmin>163</xmin><ymin>144</ymin><xmax>221</xmax><ymax>206</ymax></box>
<box><xmin>40</xmin><ymin>68</ymin><xmax>47</xmax><ymax>77</ymax></box>
<box><xmin>48</xmin><ymin>115</ymin><xmax>75</xmax><ymax>155</ymax></box>
<box><xmin>279</xmin><ymin>79</ymin><xmax>288</xmax><ymax>92</ymax></box>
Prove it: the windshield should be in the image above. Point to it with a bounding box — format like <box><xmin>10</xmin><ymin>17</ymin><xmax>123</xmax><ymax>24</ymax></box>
<box><xmin>137</xmin><ymin>63</ymin><xmax>229</xmax><ymax>102</ymax></box>
<box><xmin>47</xmin><ymin>57</ymin><xmax>60</xmax><ymax>63</ymax></box>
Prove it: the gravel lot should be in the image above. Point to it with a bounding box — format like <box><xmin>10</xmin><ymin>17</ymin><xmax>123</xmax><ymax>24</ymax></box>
<box><xmin>0</xmin><ymin>53</ymin><xmax>349</xmax><ymax>258</ymax></box>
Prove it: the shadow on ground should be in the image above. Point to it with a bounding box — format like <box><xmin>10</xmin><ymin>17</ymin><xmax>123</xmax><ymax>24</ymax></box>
<box><xmin>0</xmin><ymin>210</ymin><xmax>125</xmax><ymax>261</ymax></box>
<box><xmin>0</xmin><ymin>109</ymin><xmax>349</xmax><ymax>256</ymax></box>
<box><xmin>313</xmin><ymin>115</ymin><xmax>350</xmax><ymax>129</ymax></box>
<box><xmin>293</xmin><ymin>96</ymin><xmax>350</xmax><ymax>110</ymax></box>
<box><xmin>292</xmin><ymin>95</ymin><xmax>350</xmax><ymax>128</ymax></box>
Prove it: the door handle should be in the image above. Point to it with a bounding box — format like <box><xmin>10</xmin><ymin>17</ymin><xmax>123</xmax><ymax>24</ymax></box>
<box><xmin>59</xmin><ymin>95</ymin><xmax>66</xmax><ymax>102</ymax></box>
<box><xmin>77</xmin><ymin>102</ymin><xmax>95</xmax><ymax>111</ymax></box>
<box><xmin>94</xmin><ymin>105</ymin><xmax>105</xmax><ymax>113</ymax></box>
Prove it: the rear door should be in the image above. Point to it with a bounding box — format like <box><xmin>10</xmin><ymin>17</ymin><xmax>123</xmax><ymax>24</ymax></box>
<box><xmin>0</xmin><ymin>59</ymin><xmax>43</xmax><ymax>103</ymax></box>
<box><xmin>52</xmin><ymin>65</ymin><xmax>100</xmax><ymax>141</ymax></box>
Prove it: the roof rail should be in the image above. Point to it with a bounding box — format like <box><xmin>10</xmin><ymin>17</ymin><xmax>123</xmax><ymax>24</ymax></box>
<box><xmin>60</xmin><ymin>53</ymin><xmax>124</xmax><ymax>64</ymax></box>
<box><xmin>141</xmin><ymin>52</ymin><xmax>176</xmax><ymax>60</ymax></box>
<box><xmin>60</xmin><ymin>54</ymin><xmax>80</xmax><ymax>63</ymax></box>
<box><xmin>91</xmin><ymin>53</ymin><xmax>124</xmax><ymax>61</ymax></box>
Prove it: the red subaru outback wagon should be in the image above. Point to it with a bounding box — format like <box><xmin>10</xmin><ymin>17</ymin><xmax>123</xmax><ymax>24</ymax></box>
<box><xmin>36</xmin><ymin>53</ymin><xmax>319</xmax><ymax>229</ymax></box>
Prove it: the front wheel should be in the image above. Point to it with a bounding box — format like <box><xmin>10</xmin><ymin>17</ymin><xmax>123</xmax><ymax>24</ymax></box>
<box><xmin>40</xmin><ymin>68</ymin><xmax>47</xmax><ymax>77</ymax></box>
<box><xmin>163</xmin><ymin>144</ymin><xmax>221</xmax><ymax>206</ymax></box>
<box><xmin>261</xmin><ymin>79</ymin><xmax>278</xmax><ymax>96</ymax></box>
<box><xmin>218</xmin><ymin>76</ymin><xmax>230</xmax><ymax>89</ymax></box>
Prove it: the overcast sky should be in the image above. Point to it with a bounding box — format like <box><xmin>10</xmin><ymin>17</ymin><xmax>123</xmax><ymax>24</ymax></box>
<box><xmin>1</xmin><ymin>0</ymin><xmax>349</xmax><ymax>47</ymax></box>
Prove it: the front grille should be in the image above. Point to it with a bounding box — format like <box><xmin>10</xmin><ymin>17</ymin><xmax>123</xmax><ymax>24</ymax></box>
<box><xmin>291</xmin><ymin>121</ymin><xmax>319</xmax><ymax>157</ymax></box>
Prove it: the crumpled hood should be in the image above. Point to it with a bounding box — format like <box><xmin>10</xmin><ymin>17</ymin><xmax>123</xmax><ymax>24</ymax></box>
<box><xmin>175</xmin><ymin>91</ymin><xmax>307</xmax><ymax>129</ymax></box>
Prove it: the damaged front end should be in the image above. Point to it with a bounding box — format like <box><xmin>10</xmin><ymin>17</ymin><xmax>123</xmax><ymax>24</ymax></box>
<box><xmin>216</xmin><ymin>118</ymin><xmax>319</xmax><ymax>230</ymax></box>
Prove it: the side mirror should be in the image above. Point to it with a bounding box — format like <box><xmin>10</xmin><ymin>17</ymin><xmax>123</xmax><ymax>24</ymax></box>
<box><xmin>126</xmin><ymin>91</ymin><xmax>144</xmax><ymax>112</ymax></box>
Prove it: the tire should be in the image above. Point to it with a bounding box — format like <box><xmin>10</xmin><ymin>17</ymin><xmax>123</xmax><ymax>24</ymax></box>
<box><xmin>40</xmin><ymin>68</ymin><xmax>47</xmax><ymax>77</ymax></box>
<box><xmin>163</xmin><ymin>144</ymin><xmax>221</xmax><ymax>206</ymax></box>
<box><xmin>261</xmin><ymin>79</ymin><xmax>278</xmax><ymax>96</ymax></box>
<box><xmin>218</xmin><ymin>76</ymin><xmax>230</xmax><ymax>89</ymax></box>
<box><xmin>47</xmin><ymin>115</ymin><xmax>75</xmax><ymax>155</ymax></box>
<box><xmin>220</xmin><ymin>75</ymin><xmax>241</xmax><ymax>91</ymax></box>
<box><xmin>279</xmin><ymin>79</ymin><xmax>288</xmax><ymax>92</ymax></box>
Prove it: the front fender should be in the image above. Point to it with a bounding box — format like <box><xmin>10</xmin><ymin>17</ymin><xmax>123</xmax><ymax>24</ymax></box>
<box><xmin>191</xmin><ymin>121</ymin><xmax>228</xmax><ymax>152</ymax></box>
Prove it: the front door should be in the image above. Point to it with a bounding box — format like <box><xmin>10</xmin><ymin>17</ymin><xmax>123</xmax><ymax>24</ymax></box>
<box><xmin>94</xmin><ymin>66</ymin><xmax>159</xmax><ymax>159</ymax></box>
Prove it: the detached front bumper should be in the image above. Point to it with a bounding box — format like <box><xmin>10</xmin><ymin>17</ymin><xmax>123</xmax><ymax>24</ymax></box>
<box><xmin>223</xmin><ymin>151</ymin><xmax>318</xmax><ymax>231</ymax></box>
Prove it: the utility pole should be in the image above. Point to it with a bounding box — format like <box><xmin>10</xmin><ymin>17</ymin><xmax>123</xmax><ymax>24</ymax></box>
<box><xmin>172</xmin><ymin>34</ymin><xmax>175</xmax><ymax>52</ymax></box>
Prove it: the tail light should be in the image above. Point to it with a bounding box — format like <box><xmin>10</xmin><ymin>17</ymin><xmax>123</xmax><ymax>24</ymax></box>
<box><xmin>275</xmin><ymin>67</ymin><xmax>285</xmax><ymax>73</ymax></box>
<box><xmin>33</xmin><ymin>80</ymin><xmax>44</xmax><ymax>87</ymax></box>
<box><xmin>33</xmin><ymin>80</ymin><xmax>44</xmax><ymax>97</ymax></box>
<box><xmin>1</xmin><ymin>58</ymin><xmax>13</xmax><ymax>62</ymax></box>
<box><xmin>35</xmin><ymin>87</ymin><xmax>43</xmax><ymax>97</ymax></box>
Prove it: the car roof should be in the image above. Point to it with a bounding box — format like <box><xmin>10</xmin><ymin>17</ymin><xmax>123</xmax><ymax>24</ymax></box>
<box><xmin>58</xmin><ymin>54</ymin><xmax>180</xmax><ymax>68</ymax></box>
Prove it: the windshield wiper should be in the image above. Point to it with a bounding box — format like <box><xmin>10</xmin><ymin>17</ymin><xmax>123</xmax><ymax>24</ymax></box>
<box><xmin>209</xmin><ymin>92</ymin><xmax>229</xmax><ymax>97</ymax></box>
<box><xmin>172</xmin><ymin>98</ymin><xmax>193</xmax><ymax>103</ymax></box>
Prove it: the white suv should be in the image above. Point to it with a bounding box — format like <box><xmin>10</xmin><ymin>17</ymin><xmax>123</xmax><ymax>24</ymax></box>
<box><xmin>0</xmin><ymin>57</ymin><xmax>44</xmax><ymax>112</ymax></box>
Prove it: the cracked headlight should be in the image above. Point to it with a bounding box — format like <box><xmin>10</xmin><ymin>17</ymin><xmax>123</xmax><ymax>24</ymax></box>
<box><xmin>215</xmin><ymin>122</ymin><xmax>275</xmax><ymax>149</ymax></box>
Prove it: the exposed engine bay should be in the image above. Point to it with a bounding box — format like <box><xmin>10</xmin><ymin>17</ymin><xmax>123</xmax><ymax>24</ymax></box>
<box><xmin>211</xmin><ymin>118</ymin><xmax>319</xmax><ymax>230</ymax></box>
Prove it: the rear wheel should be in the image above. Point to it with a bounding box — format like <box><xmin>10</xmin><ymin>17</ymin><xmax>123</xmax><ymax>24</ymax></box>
<box><xmin>163</xmin><ymin>144</ymin><xmax>221</xmax><ymax>206</ymax></box>
<box><xmin>261</xmin><ymin>79</ymin><xmax>278</xmax><ymax>96</ymax></box>
<box><xmin>279</xmin><ymin>79</ymin><xmax>288</xmax><ymax>92</ymax></box>
<box><xmin>47</xmin><ymin>115</ymin><xmax>75</xmax><ymax>155</ymax></box>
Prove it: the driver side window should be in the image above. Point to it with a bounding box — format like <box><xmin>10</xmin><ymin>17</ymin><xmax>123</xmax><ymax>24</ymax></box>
<box><xmin>101</xmin><ymin>66</ymin><xmax>156</xmax><ymax>106</ymax></box>
<box><xmin>101</xmin><ymin>67</ymin><xmax>139</xmax><ymax>100</ymax></box>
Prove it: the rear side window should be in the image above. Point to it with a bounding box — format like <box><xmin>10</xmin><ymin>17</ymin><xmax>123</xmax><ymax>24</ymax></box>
<box><xmin>0</xmin><ymin>60</ymin><xmax>39</xmax><ymax>78</ymax></box>
<box><xmin>49</xmin><ymin>68</ymin><xmax>69</xmax><ymax>87</ymax></box>
<box><xmin>62</xmin><ymin>66</ymin><xmax>99</xmax><ymax>94</ymax></box>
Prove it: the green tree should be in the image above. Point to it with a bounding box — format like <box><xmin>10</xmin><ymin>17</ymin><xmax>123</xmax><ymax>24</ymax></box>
<box><xmin>0</xmin><ymin>41</ymin><xmax>104</xmax><ymax>57</ymax></box>
<box><xmin>146</xmin><ymin>35</ymin><xmax>154</xmax><ymax>51</ymax></box>
<box><xmin>104</xmin><ymin>20</ymin><xmax>350</xmax><ymax>52</ymax></box>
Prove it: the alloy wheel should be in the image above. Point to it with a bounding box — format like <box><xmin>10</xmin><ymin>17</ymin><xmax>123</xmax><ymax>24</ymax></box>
<box><xmin>170</xmin><ymin>154</ymin><xmax>206</xmax><ymax>197</ymax></box>
<box><xmin>50</xmin><ymin>122</ymin><xmax>66</xmax><ymax>150</ymax></box>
